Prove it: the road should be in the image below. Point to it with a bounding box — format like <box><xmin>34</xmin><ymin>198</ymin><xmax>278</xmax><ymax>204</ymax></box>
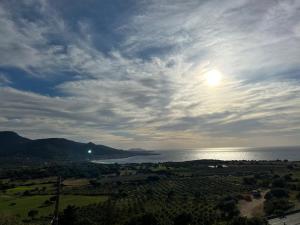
<box><xmin>268</xmin><ymin>212</ymin><xmax>300</xmax><ymax>225</ymax></box>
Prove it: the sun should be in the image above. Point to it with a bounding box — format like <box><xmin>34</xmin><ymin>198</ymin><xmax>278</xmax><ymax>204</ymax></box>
<box><xmin>204</xmin><ymin>69</ymin><xmax>222</xmax><ymax>86</ymax></box>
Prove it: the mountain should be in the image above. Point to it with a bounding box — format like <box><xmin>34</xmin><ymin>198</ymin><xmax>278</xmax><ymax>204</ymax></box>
<box><xmin>128</xmin><ymin>148</ymin><xmax>147</xmax><ymax>151</ymax></box>
<box><xmin>0</xmin><ymin>131</ymin><xmax>30</xmax><ymax>149</ymax></box>
<box><xmin>0</xmin><ymin>131</ymin><xmax>145</xmax><ymax>162</ymax></box>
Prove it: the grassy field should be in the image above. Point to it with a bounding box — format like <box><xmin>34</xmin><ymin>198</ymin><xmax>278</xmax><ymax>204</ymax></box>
<box><xmin>5</xmin><ymin>183</ymin><xmax>54</xmax><ymax>195</ymax></box>
<box><xmin>0</xmin><ymin>194</ymin><xmax>108</xmax><ymax>218</ymax></box>
<box><xmin>0</xmin><ymin>180</ymin><xmax>108</xmax><ymax>219</ymax></box>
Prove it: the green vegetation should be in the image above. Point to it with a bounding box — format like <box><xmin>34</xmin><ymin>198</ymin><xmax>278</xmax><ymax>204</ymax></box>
<box><xmin>0</xmin><ymin>194</ymin><xmax>107</xmax><ymax>218</ymax></box>
<box><xmin>1</xmin><ymin>160</ymin><xmax>300</xmax><ymax>224</ymax></box>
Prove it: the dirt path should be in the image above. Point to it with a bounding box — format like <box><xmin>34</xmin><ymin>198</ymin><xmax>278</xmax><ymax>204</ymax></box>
<box><xmin>238</xmin><ymin>191</ymin><xmax>268</xmax><ymax>218</ymax></box>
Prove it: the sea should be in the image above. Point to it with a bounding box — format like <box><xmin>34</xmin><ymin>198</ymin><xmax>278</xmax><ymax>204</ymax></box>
<box><xmin>94</xmin><ymin>146</ymin><xmax>300</xmax><ymax>164</ymax></box>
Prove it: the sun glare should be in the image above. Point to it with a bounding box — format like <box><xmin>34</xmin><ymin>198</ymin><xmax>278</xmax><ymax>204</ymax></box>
<box><xmin>205</xmin><ymin>69</ymin><xmax>222</xmax><ymax>86</ymax></box>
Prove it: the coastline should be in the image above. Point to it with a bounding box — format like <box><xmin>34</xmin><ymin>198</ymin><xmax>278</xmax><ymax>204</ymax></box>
<box><xmin>93</xmin><ymin>147</ymin><xmax>300</xmax><ymax>164</ymax></box>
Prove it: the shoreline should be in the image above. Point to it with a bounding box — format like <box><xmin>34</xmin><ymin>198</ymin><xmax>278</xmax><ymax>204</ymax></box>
<box><xmin>93</xmin><ymin>157</ymin><xmax>299</xmax><ymax>165</ymax></box>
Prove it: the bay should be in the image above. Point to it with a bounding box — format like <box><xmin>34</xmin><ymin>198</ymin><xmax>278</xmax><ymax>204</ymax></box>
<box><xmin>94</xmin><ymin>146</ymin><xmax>300</xmax><ymax>164</ymax></box>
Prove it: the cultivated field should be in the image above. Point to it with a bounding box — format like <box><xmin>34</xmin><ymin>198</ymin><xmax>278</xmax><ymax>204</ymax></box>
<box><xmin>1</xmin><ymin>160</ymin><xmax>300</xmax><ymax>224</ymax></box>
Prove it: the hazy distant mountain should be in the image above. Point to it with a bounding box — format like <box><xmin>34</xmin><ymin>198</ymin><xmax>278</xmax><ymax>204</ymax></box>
<box><xmin>128</xmin><ymin>148</ymin><xmax>147</xmax><ymax>151</ymax></box>
<box><xmin>0</xmin><ymin>131</ymin><xmax>145</xmax><ymax>162</ymax></box>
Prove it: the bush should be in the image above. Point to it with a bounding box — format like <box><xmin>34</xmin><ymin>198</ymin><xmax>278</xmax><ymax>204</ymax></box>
<box><xmin>218</xmin><ymin>196</ymin><xmax>239</xmax><ymax>218</ymax></box>
<box><xmin>89</xmin><ymin>179</ymin><xmax>101</xmax><ymax>187</ymax></box>
<box><xmin>296</xmin><ymin>192</ymin><xmax>300</xmax><ymax>200</ymax></box>
<box><xmin>243</xmin><ymin>177</ymin><xmax>257</xmax><ymax>185</ymax></box>
<box><xmin>230</xmin><ymin>217</ymin><xmax>267</xmax><ymax>225</ymax></box>
<box><xmin>43</xmin><ymin>199</ymin><xmax>52</xmax><ymax>206</ymax></box>
<box><xmin>264</xmin><ymin>188</ymin><xmax>289</xmax><ymax>200</ymax></box>
<box><xmin>22</xmin><ymin>190</ymin><xmax>31</xmax><ymax>196</ymax></box>
<box><xmin>146</xmin><ymin>176</ymin><xmax>160</xmax><ymax>182</ymax></box>
<box><xmin>284</xmin><ymin>174</ymin><xmax>293</xmax><ymax>181</ymax></box>
<box><xmin>60</xmin><ymin>205</ymin><xmax>78</xmax><ymax>225</ymax></box>
<box><xmin>167</xmin><ymin>190</ymin><xmax>175</xmax><ymax>199</ymax></box>
<box><xmin>27</xmin><ymin>209</ymin><xmax>38</xmax><ymax>219</ymax></box>
<box><xmin>49</xmin><ymin>196</ymin><xmax>57</xmax><ymax>201</ymax></box>
<box><xmin>125</xmin><ymin>213</ymin><xmax>158</xmax><ymax>225</ymax></box>
<box><xmin>258</xmin><ymin>179</ymin><xmax>270</xmax><ymax>188</ymax></box>
<box><xmin>264</xmin><ymin>198</ymin><xmax>293</xmax><ymax>215</ymax></box>
<box><xmin>0</xmin><ymin>181</ymin><xmax>15</xmax><ymax>191</ymax></box>
<box><xmin>173</xmin><ymin>212</ymin><xmax>192</xmax><ymax>225</ymax></box>
<box><xmin>272</xmin><ymin>178</ymin><xmax>286</xmax><ymax>188</ymax></box>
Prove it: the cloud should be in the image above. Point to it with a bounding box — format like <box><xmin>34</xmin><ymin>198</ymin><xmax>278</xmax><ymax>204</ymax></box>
<box><xmin>0</xmin><ymin>0</ymin><xmax>300</xmax><ymax>149</ymax></box>
<box><xmin>0</xmin><ymin>1</ymin><xmax>68</xmax><ymax>75</ymax></box>
<box><xmin>0</xmin><ymin>73</ymin><xmax>11</xmax><ymax>85</ymax></box>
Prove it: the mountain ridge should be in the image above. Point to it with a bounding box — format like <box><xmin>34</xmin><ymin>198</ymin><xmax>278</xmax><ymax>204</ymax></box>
<box><xmin>0</xmin><ymin>131</ymin><xmax>146</xmax><ymax>162</ymax></box>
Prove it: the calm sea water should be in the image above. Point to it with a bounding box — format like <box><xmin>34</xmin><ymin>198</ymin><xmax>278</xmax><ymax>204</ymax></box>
<box><xmin>94</xmin><ymin>146</ymin><xmax>300</xmax><ymax>164</ymax></box>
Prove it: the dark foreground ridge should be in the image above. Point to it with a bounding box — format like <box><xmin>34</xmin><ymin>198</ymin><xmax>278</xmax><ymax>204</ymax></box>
<box><xmin>0</xmin><ymin>131</ymin><xmax>149</xmax><ymax>163</ymax></box>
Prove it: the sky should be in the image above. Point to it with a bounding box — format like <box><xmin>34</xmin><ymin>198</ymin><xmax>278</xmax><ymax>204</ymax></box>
<box><xmin>0</xmin><ymin>0</ymin><xmax>300</xmax><ymax>150</ymax></box>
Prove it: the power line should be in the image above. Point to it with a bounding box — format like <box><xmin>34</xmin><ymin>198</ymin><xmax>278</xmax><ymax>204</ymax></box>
<box><xmin>51</xmin><ymin>176</ymin><xmax>61</xmax><ymax>225</ymax></box>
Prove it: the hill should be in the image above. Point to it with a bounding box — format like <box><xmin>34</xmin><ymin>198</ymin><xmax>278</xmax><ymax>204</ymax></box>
<box><xmin>0</xmin><ymin>131</ymin><xmax>145</xmax><ymax>162</ymax></box>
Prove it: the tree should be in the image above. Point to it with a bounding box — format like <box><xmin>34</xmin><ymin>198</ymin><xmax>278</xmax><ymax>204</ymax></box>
<box><xmin>264</xmin><ymin>188</ymin><xmax>289</xmax><ymax>200</ymax></box>
<box><xmin>23</xmin><ymin>190</ymin><xmax>31</xmax><ymax>196</ymax></box>
<box><xmin>43</xmin><ymin>199</ymin><xmax>52</xmax><ymax>206</ymax></box>
<box><xmin>146</xmin><ymin>189</ymin><xmax>154</xmax><ymax>199</ymax></box>
<box><xmin>230</xmin><ymin>217</ymin><xmax>246</xmax><ymax>225</ymax></box>
<box><xmin>296</xmin><ymin>191</ymin><xmax>300</xmax><ymax>200</ymax></box>
<box><xmin>28</xmin><ymin>209</ymin><xmax>38</xmax><ymax>219</ymax></box>
<box><xmin>218</xmin><ymin>196</ymin><xmax>240</xmax><ymax>218</ymax></box>
<box><xmin>60</xmin><ymin>205</ymin><xmax>78</xmax><ymax>225</ymax></box>
<box><xmin>272</xmin><ymin>178</ymin><xmax>286</xmax><ymax>188</ymax></box>
<box><xmin>264</xmin><ymin>198</ymin><xmax>293</xmax><ymax>215</ymax></box>
<box><xmin>167</xmin><ymin>190</ymin><xmax>175</xmax><ymax>200</ymax></box>
<box><xmin>230</xmin><ymin>217</ymin><xmax>267</xmax><ymax>225</ymax></box>
<box><xmin>247</xmin><ymin>217</ymin><xmax>267</xmax><ymax>225</ymax></box>
<box><xmin>147</xmin><ymin>176</ymin><xmax>160</xmax><ymax>182</ymax></box>
<box><xmin>126</xmin><ymin>213</ymin><xmax>158</xmax><ymax>225</ymax></box>
<box><xmin>49</xmin><ymin>195</ymin><xmax>57</xmax><ymax>201</ymax></box>
<box><xmin>173</xmin><ymin>212</ymin><xmax>192</xmax><ymax>225</ymax></box>
<box><xmin>243</xmin><ymin>177</ymin><xmax>257</xmax><ymax>185</ymax></box>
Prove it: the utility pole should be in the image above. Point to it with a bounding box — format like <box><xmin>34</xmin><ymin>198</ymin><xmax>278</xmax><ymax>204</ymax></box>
<box><xmin>52</xmin><ymin>176</ymin><xmax>61</xmax><ymax>225</ymax></box>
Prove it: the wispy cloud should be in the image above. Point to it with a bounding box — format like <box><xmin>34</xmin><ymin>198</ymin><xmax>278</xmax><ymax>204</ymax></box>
<box><xmin>0</xmin><ymin>73</ymin><xmax>11</xmax><ymax>85</ymax></box>
<box><xmin>0</xmin><ymin>0</ymin><xmax>300</xmax><ymax>149</ymax></box>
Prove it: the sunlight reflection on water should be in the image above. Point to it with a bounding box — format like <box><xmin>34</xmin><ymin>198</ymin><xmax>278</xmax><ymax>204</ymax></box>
<box><xmin>94</xmin><ymin>146</ymin><xmax>300</xmax><ymax>164</ymax></box>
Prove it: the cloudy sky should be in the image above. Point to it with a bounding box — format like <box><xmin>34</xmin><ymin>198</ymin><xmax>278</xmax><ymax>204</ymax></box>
<box><xmin>1</xmin><ymin>0</ymin><xmax>300</xmax><ymax>149</ymax></box>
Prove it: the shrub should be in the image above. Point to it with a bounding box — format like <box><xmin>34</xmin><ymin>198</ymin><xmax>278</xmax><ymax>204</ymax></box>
<box><xmin>243</xmin><ymin>177</ymin><xmax>257</xmax><ymax>185</ymax></box>
<box><xmin>125</xmin><ymin>213</ymin><xmax>158</xmax><ymax>225</ymax></box>
<box><xmin>264</xmin><ymin>188</ymin><xmax>289</xmax><ymax>200</ymax></box>
<box><xmin>146</xmin><ymin>176</ymin><xmax>160</xmax><ymax>182</ymax></box>
<box><xmin>264</xmin><ymin>198</ymin><xmax>293</xmax><ymax>215</ymax></box>
<box><xmin>272</xmin><ymin>178</ymin><xmax>286</xmax><ymax>188</ymax></box>
<box><xmin>284</xmin><ymin>174</ymin><xmax>293</xmax><ymax>181</ymax></box>
<box><xmin>230</xmin><ymin>217</ymin><xmax>267</xmax><ymax>225</ymax></box>
<box><xmin>27</xmin><ymin>209</ymin><xmax>38</xmax><ymax>219</ymax></box>
<box><xmin>22</xmin><ymin>190</ymin><xmax>31</xmax><ymax>196</ymax></box>
<box><xmin>60</xmin><ymin>205</ymin><xmax>78</xmax><ymax>225</ymax></box>
<box><xmin>173</xmin><ymin>212</ymin><xmax>192</xmax><ymax>225</ymax></box>
<box><xmin>217</xmin><ymin>196</ymin><xmax>239</xmax><ymax>218</ymax></box>
<box><xmin>296</xmin><ymin>192</ymin><xmax>300</xmax><ymax>200</ymax></box>
<box><xmin>49</xmin><ymin>196</ymin><xmax>57</xmax><ymax>201</ymax></box>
